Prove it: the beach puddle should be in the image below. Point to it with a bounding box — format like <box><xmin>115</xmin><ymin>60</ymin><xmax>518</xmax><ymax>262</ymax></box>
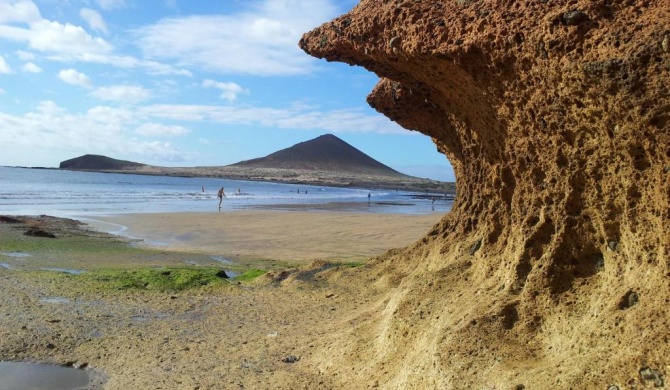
<box><xmin>42</xmin><ymin>268</ymin><xmax>84</xmax><ymax>275</ymax></box>
<box><xmin>0</xmin><ymin>362</ymin><xmax>95</xmax><ymax>390</ymax></box>
<box><xmin>130</xmin><ymin>312</ymin><xmax>168</xmax><ymax>323</ymax></box>
<box><xmin>0</xmin><ymin>252</ymin><xmax>31</xmax><ymax>258</ymax></box>
<box><xmin>211</xmin><ymin>255</ymin><xmax>234</xmax><ymax>264</ymax></box>
<box><xmin>130</xmin><ymin>315</ymin><xmax>148</xmax><ymax>323</ymax></box>
<box><xmin>40</xmin><ymin>297</ymin><xmax>71</xmax><ymax>304</ymax></box>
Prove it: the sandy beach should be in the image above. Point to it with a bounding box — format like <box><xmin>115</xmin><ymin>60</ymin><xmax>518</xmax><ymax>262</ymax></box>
<box><xmin>0</xmin><ymin>211</ymin><xmax>444</xmax><ymax>389</ymax></box>
<box><xmin>93</xmin><ymin>210</ymin><xmax>443</xmax><ymax>262</ymax></box>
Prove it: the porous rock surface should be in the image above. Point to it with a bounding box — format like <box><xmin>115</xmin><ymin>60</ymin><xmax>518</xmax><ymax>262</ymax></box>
<box><xmin>301</xmin><ymin>0</ymin><xmax>670</xmax><ymax>388</ymax></box>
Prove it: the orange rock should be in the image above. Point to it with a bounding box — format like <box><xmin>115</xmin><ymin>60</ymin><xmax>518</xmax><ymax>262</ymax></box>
<box><xmin>300</xmin><ymin>1</ymin><xmax>670</xmax><ymax>388</ymax></box>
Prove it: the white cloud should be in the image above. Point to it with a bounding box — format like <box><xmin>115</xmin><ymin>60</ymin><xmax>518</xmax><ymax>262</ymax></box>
<box><xmin>28</xmin><ymin>19</ymin><xmax>113</xmax><ymax>56</ymax></box>
<box><xmin>91</xmin><ymin>85</ymin><xmax>151</xmax><ymax>103</ymax></box>
<box><xmin>58</xmin><ymin>68</ymin><xmax>92</xmax><ymax>88</ymax></box>
<box><xmin>0</xmin><ymin>55</ymin><xmax>12</xmax><ymax>74</ymax></box>
<box><xmin>135</xmin><ymin>123</ymin><xmax>190</xmax><ymax>136</ymax></box>
<box><xmin>21</xmin><ymin>61</ymin><xmax>41</xmax><ymax>73</ymax></box>
<box><xmin>132</xmin><ymin>0</ymin><xmax>339</xmax><ymax>76</ymax></box>
<box><xmin>202</xmin><ymin>79</ymin><xmax>247</xmax><ymax>102</ymax></box>
<box><xmin>0</xmin><ymin>101</ymin><xmax>186</xmax><ymax>165</ymax></box>
<box><xmin>87</xmin><ymin>105</ymin><xmax>134</xmax><ymax>123</ymax></box>
<box><xmin>140</xmin><ymin>104</ymin><xmax>408</xmax><ymax>135</ymax></box>
<box><xmin>96</xmin><ymin>0</ymin><xmax>126</xmax><ymax>11</ymax></box>
<box><xmin>0</xmin><ymin>0</ymin><xmax>41</xmax><ymax>24</ymax></box>
<box><xmin>0</xmin><ymin>3</ymin><xmax>190</xmax><ymax>76</ymax></box>
<box><xmin>15</xmin><ymin>50</ymin><xmax>34</xmax><ymax>60</ymax></box>
<box><xmin>80</xmin><ymin>8</ymin><xmax>108</xmax><ymax>34</ymax></box>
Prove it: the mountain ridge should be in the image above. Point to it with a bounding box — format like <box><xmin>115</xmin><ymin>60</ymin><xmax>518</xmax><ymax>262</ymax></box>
<box><xmin>58</xmin><ymin>134</ymin><xmax>453</xmax><ymax>193</ymax></box>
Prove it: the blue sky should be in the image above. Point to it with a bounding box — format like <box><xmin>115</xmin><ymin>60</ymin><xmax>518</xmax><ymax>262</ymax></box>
<box><xmin>0</xmin><ymin>0</ymin><xmax>455</xmax><ymax>181</ymax></box>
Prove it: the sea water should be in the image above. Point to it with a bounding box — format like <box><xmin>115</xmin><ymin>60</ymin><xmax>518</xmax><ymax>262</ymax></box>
<box><xmin>0</xmin><ymin>167</ymin><xmax>451</xmax><ymax>216</ymax></box>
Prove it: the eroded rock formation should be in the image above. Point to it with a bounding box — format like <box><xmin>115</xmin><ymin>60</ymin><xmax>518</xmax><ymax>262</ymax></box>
<box><xmin>301</xmin><ymin>0</ymin><xmax>670</xmax><ymax>388</ymax></box>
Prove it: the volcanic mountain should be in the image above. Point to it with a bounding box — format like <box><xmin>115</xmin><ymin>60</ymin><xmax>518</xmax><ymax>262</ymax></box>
<box><xmin>59</xmin><ymin>154</ymin><xmax>145</xmax><ymax>170</ymax></box>
<box><xmin>58</xmin><ymin>135</ymin><xmax>452</xmax><ymax>192</ymax></box>
<box><xmin>230</xmin><ymin>134</ymin><xmax>403</xmax><ymax>176</ymax></box>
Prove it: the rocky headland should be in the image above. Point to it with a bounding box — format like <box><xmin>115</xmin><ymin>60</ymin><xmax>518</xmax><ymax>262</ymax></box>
<box><xmin>299</xmin><ymin>0</ymin><xmax>670</xmax><ymax>388</ymax></box>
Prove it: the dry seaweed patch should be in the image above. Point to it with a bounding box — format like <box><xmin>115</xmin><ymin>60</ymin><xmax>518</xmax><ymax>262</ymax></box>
<box><xmin>300</xmin><ymin>0</ymin><xmax>670</xmax><ymax>388</ymax></box>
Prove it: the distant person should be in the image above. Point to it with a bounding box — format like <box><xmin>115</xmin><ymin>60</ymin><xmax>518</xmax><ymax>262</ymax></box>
<box><xmin>237</xmin><ymin>188</ymin><xmax>241</xmax><ymax>195</ymax></box>
<box><xmin>431</xmin><ymin>196</ymin><xmax>435</xmax><ymax>210</ymax></box>
<box><xmin>202</xmin><ymin>186</ymin><xmax>205</xmax><ymax>192</ymax></box>
<box><xmin>217</xmin><ymin>187</ymin><xmax>227</xmax><ymax>210</ymax></box>
<box><xmin>297</xmin><ymin>189</ymin><xmax>300</xmax><ymax>194</ymax></box>
<box><xmin>368</xmin><ymin>192</ymin><xmax>371</xmax><ymax>203</ymax></box>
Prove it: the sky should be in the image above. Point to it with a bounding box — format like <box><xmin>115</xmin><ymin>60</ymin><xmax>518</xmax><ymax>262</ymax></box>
<box><xmin>0</xmin><ymin>0</ymin><xmax>455</xmax><ymax>182</ymax></box>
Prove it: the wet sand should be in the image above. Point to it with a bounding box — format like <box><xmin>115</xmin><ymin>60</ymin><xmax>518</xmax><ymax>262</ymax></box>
<box><xmin>93</xmin><ymin>210</ymin><xmax>444</xmax><ymax>262</ymax></box>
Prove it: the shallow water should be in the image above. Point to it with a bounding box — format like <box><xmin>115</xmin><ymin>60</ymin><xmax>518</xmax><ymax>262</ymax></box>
<box><xmin>0</xmin><ymin>252</ymin><xmax>31</xmax><ymax>258</ymax></box>
<box><xmin>0</xmin><ymin>263</ymin><xmax>12</xmax><ymax>270</ymax></box>
<box><xmin>0</xmin><ymin>166</ymin><xmax>451</xmax><ymax>216</ymax></box>
<box><xmin>40</xmin><ymin>297</ymin><xmax>71</xmax><ymax>304</ymax></box>
<box><xmin>42</xmin><ymin>268</ymin><xmax>84</xmax><ymax>275</ymax></box>
<box><xmin>211</xmin><ymin>255</ymin><xmax>234</xmax><ymax>264</ymax></box>
<box><xmin>0</xmin><ymin>362</ymin><xmax>90</xmax><ymax>390</ymax></box>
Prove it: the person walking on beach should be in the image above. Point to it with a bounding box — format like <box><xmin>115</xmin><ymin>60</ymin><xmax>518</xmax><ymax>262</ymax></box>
<box><xmin>368</xmin><ymin>192</ymin><xmax>371</xmax><ymax>204</ymax></box>
<box><xmin>217</xmin><ymin>187</ymin><xmax>227</xmax><ymax>211</ymax></box>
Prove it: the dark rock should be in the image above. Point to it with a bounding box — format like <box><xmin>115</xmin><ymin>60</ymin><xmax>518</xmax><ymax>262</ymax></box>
<box><xmin>562</xmin><ymin>10</ymin><xmax>589</xmax><ymax>26</ymax></box>
<box><xmin>469</xmin><ymin>239</ymin><xmax>482</xmax><ymax>255</ymax></box>
<box><xmin>594</xmin><ymin>254</ymin><xmax>605</xmax><ymax>271</ymax></box>
<box><xmin>215</xmin><ymin>270</ymin><xmax>229</xmax><ymax>279</ymax></box>
<box><xmin>46</xmin><ymin>343</ymin><xmax>55</xmax><ymax>349</ymax></box>
<box><xmin>640</xmin><ymin>367</ymin><xmax>664</xmax><ymax>387</ymax></box>
<box><xmin>24</xmin><ymin>228</ymin><xmax>56</xmax><ymax>238</ymax></box>
<box><xmin>281</xmin><ymin>355</ymin><xmax>300</xmax><ymax>363</ymax></box>
<box><xmin>0</xmin><ymin>216</ymin><xmax>22</xmax><ymax>223</ymax></box>
<box><xmin>607</xmin><ymin>240</ymin><xmax>618</xmax><ymax>251</ymax></box>
<box><xmin>618</xmin><ymin>290</ymin><xmax>639</xmax><ymax>310</ymax></box>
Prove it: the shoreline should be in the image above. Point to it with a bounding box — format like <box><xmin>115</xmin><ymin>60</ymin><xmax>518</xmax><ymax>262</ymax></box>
<box><xmin>9</xmin><ymin>165</ymin><xmax>456</xmax><ymax>194</ymax></box>
<box><xmin>90</xmin><ymin>210</ymin><xmax>444</xmax><ymax>262</ymax></box>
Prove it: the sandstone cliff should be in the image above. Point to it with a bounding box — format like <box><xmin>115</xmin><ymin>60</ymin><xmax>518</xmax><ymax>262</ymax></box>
<box><xmin>301</xmin><ymin>0</ymin><xmax>670</xmax><ymax>388</ymax></box>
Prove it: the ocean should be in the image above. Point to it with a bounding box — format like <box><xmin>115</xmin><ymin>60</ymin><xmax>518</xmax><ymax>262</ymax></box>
<box><xmin>0</xmin><ymin>167</ymin><xmax>452</xmax><ymax>217</ymax></box>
